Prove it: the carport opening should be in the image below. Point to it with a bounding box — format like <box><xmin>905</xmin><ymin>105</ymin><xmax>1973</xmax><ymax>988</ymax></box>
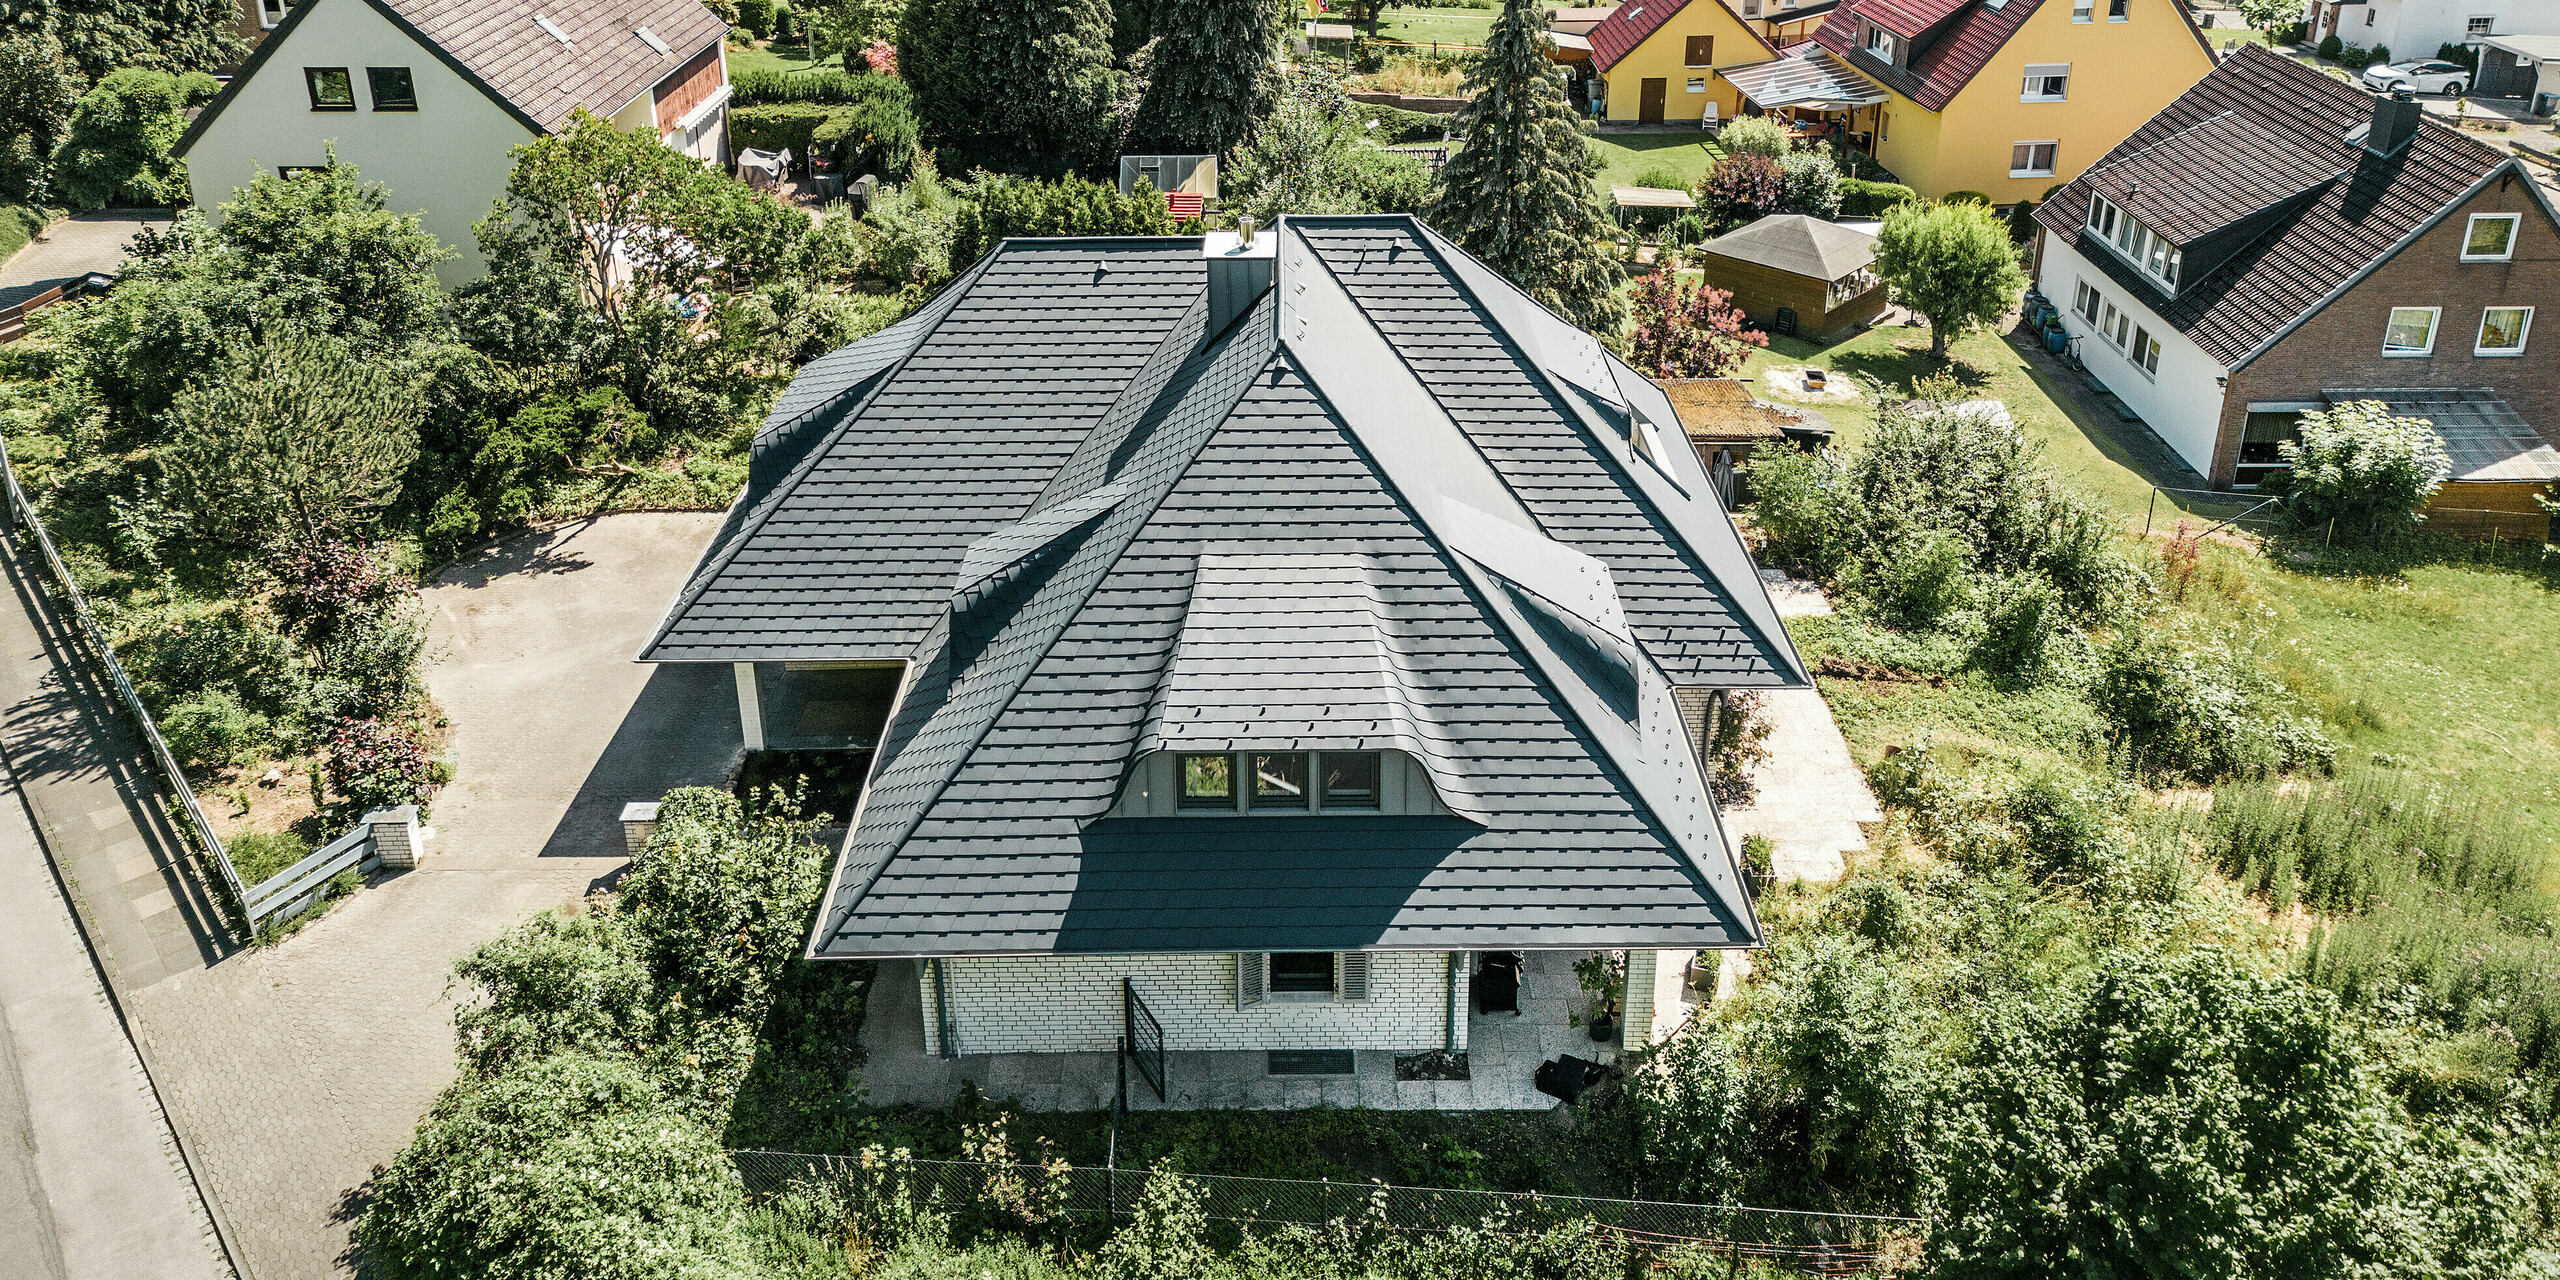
<box><xmin>752</xmin><ymin>661</ymin><xmax>901</xmax><ymax>750</ymax></box>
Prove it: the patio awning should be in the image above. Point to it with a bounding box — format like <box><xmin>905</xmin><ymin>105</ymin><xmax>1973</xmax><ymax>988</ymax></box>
<box><xmin>2323</xmin><ymin>388</ymin><xmax>2560</xmax><ymax>483</ymax></box>
<box><xmin>1720</xmin><ymin>49</ymin><xmax>1886</xmax><ymax>111</ymax></box>
<box><xmin>1610</xmin><ymin>185</ymin><xmax>1696</xmax><ymax>209</ymax></box>
<box><xmin>1547</xmin><ymin>30</ymin><xmax>1593</xmax><ymax>52</ymax></box>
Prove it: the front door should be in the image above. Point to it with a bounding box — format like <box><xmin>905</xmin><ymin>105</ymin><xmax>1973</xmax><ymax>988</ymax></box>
<box><xmin>1640</xmin><ymin>78</ymin><xmax>1667</xmax><ymax>123</ymax></box>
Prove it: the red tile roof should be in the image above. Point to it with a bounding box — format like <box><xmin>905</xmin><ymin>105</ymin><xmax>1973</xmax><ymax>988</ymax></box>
<box><xmin>1857</xmin><ymin>0</ymin><xmax>1973</xmax><ymax>39</ymax></box>
<box><xmin>2033</xmin><ymin>45</ymin><xmax>2537</xmax><ymax>369</ymax></box>
<box><xmin>1590</xmin><ymin>0</ymin><xmax>1690</xmax><ymax>71</ymax></box>
<box><xmin>1809</xmin><ymin>0</ymin><xmax>2035</xmax><ymax>112</ymax></box>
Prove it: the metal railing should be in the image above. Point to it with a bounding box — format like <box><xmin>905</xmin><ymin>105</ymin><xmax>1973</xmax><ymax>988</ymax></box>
<box><xmin>0</xmin><ymin>439</ymin><xmax>249</xmax><ymax>933</ymax></box>
<box><xmin>1122</xmin><ymin>978</ymin><xmax>1165</xmax><ymax>1103</ymax></box>
<box><xmin>730</xmin><ymin>1151</ymin><xmax>1924</xmax><ymax>1268</ymax></box>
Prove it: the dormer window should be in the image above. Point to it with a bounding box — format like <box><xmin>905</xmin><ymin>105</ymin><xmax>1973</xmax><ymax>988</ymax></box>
<box><xmin>2085</xmin><ymin>194</ymin><xmax>2181</xmax><ymax>289</ymax></box>
<box><xmin>1865</xmin><ymin>24</ymin><xmax>1896</xmax><ymax>62</ymax></box>
<box><xmin>1176</xmin><ymin>751</ymin><xmax>1384</xmax><ymax>813</ymax></box>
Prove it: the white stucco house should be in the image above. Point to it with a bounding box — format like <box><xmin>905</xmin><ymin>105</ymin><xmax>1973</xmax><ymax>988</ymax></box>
<box><xmin>176</xmin><ymin>0</ymin><xmax>733</xmax><ymax>283</ymax></box>
<box><xmin>2035</xmin><ymin>47</ymin><xmax>2560</xmax><ymax>534</ymax></box>
<box><xmin>2305</xmin><ymin>0</ymin><xmax>2538</xmax><ymax>59</ymax></box>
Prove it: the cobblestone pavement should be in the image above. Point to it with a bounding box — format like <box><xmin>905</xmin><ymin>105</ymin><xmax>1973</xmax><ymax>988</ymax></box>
<box><xmin>0</xmin><ymin>513</ymin><xmax>731</xmax><ymax>1279</ymax></box>
<box><xmin>0</xmin><ymin>209</ymin><xmax>172</xmax><ymax>303</ymax></box>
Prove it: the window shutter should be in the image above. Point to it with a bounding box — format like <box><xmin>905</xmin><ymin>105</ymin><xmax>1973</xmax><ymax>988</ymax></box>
<box><xmin>1686</xmin><ymin>35</ymin><xmax>1714</xmax><ymax>65</ymax></box>
<box><xmin>1337</xmin><ymin>952</ymin><xmax>1371</xmax><ymax>1002</ymax></box>
<box><xmin>1236</xmin><ymin>953</ymin><xmax>1266</xmax><ymax>1007</ymax></box>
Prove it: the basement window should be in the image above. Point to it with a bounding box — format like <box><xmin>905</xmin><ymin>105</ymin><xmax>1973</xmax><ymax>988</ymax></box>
<box><xmin>304</xmin><ymin>67</ymin><xmax>355</xmax><ymax>111</ymax></box>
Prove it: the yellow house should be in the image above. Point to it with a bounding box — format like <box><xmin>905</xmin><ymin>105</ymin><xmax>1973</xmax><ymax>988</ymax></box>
<box><xmin>1589</xmin><ymin>0</ymin><xmax>1779</xmax><ymax>126</ymax></box>
<box><xmin>1797</xmin><ymin>0</ymin><xmax>2215</xmax><ymax>202</ymax></box>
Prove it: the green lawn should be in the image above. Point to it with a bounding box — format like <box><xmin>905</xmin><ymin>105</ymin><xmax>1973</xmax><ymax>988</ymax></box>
<box><xmin>1588</xmin><ymin>134</ymin><xmax>1728</xmax><ymax>190</ymax></box>
<box><xmin>1729</xmin><ymin>316</ymin><xmax>2560</xmax><ymax>849</ymax></box>
<box><xmin>726</xmin><ymin>38</ymin><xmax>839</xmax><ymax>78</ymax></box>
<box><xmin>1372</xmin><ymin>6</ymin><xmax>1498</xmax><ymax>47</ymax></box>
<box><xmin>0</xmin><ymin>203</ymin><xmax>52</xmax><ymax>272</ymax></box>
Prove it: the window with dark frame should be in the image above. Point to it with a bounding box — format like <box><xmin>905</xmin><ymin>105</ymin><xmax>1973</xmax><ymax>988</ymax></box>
<box><xmin>367</xmin><ymin>67</ymin><xmax>417</xmax><ymax>110</ymax></box>
<box><xmin>305</xmin><ymin>67</ymin><xmax>355</xmax><ymax>110</ymax></box>
<box><xmin>1685</xmin><ymin>35</ymin><xmax>1714</xmax><ymax>66</ymax></box>
<box><xmin>2234</xmin><ymin>411</ymin><xmax>2302</xmax><ymax>489</ymax></box>
<box><xmin>1322</xmin><ymin>753</ymin><xmax>1379</xmax><ymax>808</ymax></box>
<box><xmin>1179</xmin><ymin>753</ymin><xmax>1233</xmax><ymax>808</ymax></box>
<box><xmin>1267</xmin><ymin>952</ymin><xmax>1334</xmax><ymax>994</ymax></box>
<box><xmin>1250</xmin><ymin>752</ymin><xmax>1308</xmax><ymax>809</ymax></box>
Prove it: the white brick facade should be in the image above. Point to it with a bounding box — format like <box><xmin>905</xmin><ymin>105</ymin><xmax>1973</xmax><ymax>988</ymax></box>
<box><xmin>919</xmin><ymin>951</ymin><xmax>1471</xmax><ymax>1056</ymax></box>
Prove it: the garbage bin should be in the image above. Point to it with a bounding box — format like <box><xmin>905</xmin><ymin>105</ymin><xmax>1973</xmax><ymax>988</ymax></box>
<box><xmin>815</xmin><ymin>173</ymin><xmax>846</xmax><ymax>201</ymax></box>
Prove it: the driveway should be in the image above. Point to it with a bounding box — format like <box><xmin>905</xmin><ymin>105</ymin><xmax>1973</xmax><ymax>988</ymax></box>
<box><xmin>423</xmin><ymin>513</ymin><xmax>741</xmax><ymax>861</ymax></box>
<box><xmin>0</xmin><ymin>209</ymin><xmax>173</xmax><ymax>309</ymax></box>
<box><xmin>0</xmin><ymin>512</ymin><xmax>737</xmax><ymax>1280</ymax></box>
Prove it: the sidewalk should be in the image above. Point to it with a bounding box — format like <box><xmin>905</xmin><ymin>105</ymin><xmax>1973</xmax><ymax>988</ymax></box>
<box><xmin>0</xmin><ymin>753</ymin><xmax>230</xmax><ymax>1280</ymax></box>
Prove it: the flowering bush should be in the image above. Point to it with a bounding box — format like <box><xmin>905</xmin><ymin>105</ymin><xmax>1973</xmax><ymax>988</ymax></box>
<box><xmin>860</xmin><ymin>39</ymin><xmax>897</xmax><ymax>75</ymax></box>
<box><xmin>1626</xmin><ymin>272</ymin><xmax>1766</xmax><ymax>379</ymax></box>
<box><xmin>266</xmin><ymin>538</ymin><xmax>401</xmax><ymax>643</ymax></box>
<box><xmin>326</xmin><ymin>715</ymin><xmax>433</xmax><ymax>813</ymax></box>
<box><xmin>1696</xmin><ymin>153</ymin><xmax>1784</xmax><ymax>231</ymax></box>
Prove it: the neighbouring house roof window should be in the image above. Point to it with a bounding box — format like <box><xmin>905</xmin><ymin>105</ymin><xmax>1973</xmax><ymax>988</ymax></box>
<box><xmin>2383</xmin><ymin>306</ymin><xmax>2440</xmax><ymax>356</ymax></box>
<box><xmin>305</xmin><ymin>67</ymin><xmax>355</xmax><ymax>111</ymax></box>
<box><xmin>2085</xmin><ymin>193</ymin><xmax>2181</xmax><ymax>289</ymax></box>
<box><xmin>2463</xmin><ymin>213</ymin><xmax>2519</xmax><ymax>262</ymax></box>
<box><xmin>367</xmin><ymin>67</ymin><xmax>416</xmax><ymax>110</ymax></box>
<box><xmin>2477</xmin><ymin>306</ymin><xmax>2533</xmax><ymax>356</ymax></box>
<box><xmin>1865</xmin><ymin>25</ymin><xmax>1895</xmax><ymax>61</ymax></box>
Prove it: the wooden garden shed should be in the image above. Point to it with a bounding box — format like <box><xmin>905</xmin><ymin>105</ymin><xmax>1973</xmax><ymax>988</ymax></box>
<box><xmin>1694</xmin><ymin>214</ymin><xmax>1885</xmax><ymax>342</ymax></box>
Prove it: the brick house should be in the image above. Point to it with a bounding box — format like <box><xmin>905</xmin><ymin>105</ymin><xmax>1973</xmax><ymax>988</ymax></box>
<box><xmin>642</xmin><ymin>216</ymin><xmax>1811</xmax><ymax>1073</ymax></box>
<box><xmin>176</xmin><ymin>0</ymin><xmax>733</xmax><ymax>284</ymax></box>
<box><xmin>2034</xmin><ymin>45</ymin><xmax>2560</xmax><ymax>532</ymax></box>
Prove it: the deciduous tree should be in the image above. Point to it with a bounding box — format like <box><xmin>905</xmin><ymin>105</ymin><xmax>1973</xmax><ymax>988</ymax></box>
<box><xmin>5</xmin><ymin>0</ymin><xmax>243</xmax><ymax>80</ymax></box>
<box><xmin>1625</xmin><ymin>272</ymin><xmax>1765</xmax><ymax>378</ymax></box>
<box><xmin>1871</xmin><ymin>199</ymin><xmax>2027</xmax><ymax>359</ymax></box>
<box><xmin>1424</xmin><ymin>0</ymin><xmax>1625</xmax><ymax>336</ymax></box>
<box><xmin>48</xmin><ymin>66</ymin><xmax>214</xmax><ymax>208</ymax></box>
<box><xmin>0</xmin><ymin>32</ymin><xmax>82</xmax><ymax>200</ymax></box>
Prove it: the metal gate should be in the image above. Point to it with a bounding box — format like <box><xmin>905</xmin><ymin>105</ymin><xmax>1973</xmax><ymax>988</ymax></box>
<box><xmin>1122</xmin><ymin>978</ymin><xmax>1165</xmax><ymax>1102</ymax></box>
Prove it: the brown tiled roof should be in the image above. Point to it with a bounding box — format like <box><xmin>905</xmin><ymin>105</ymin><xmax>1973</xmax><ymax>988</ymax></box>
<box><xmin>1809</xmin><ymin>0</ymin><xmax>2040</xmax><ymax>111</ymax></box>
<box><xmin>382</xmin><ymin>0</ymin><xmax>729</xmax><ymax>132</ymax></box>
<box><xmin>1591</xmin><ymin>0</ymin><xmax>1690</xmax><ymax>71</ymax></box>
<box><xmin>2034</xmin><ymin>45</ymin><xmax>2523</xmax><ymax>370</ymax></box>
<box><xmin>2082</xmin><ymin>111</ymin><xmax>2347</xmax><ymax>244</ymax></box>
<box><xmin>1657</xmin><ymin>379</ymin><xmax>1792</xmax><ymax>441</ymax></box>
<box><xmin>1858</xmin><ymin>0</ymin><xmax>1972</xmax><ymax>39</ymax></box>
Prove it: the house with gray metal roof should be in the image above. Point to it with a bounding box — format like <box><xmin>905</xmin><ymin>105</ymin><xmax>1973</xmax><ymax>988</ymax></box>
<box><xmin>176</xmin><ymin>0</ymin><xmax>733</xmax><ymax>283</ymax></box>
<box><xmin>645</xmin><ymin>214</ymin><xmax>1814</xmax><ymax>1071</ymax></box>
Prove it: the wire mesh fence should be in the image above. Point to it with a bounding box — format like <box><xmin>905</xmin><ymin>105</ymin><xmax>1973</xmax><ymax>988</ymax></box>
<box><xmin>732</xmin><ymin>1150</ymin><xmax>1924</xmax><ymax>1272</ymax></box>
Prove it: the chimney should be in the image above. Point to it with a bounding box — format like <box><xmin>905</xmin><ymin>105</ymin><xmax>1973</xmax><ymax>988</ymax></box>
<box><xmin>1202</xmin><ymin>218</ymin><xmax>1277</xmax><ymax>338</ymax></box>
<box><xmin>2359</xmin><ymin>87</ymin><xmax>2423</xmax><ymax>157</ymax></box>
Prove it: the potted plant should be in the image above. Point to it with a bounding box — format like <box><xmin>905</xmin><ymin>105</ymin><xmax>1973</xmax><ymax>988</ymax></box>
<box><xmin>1569</xmin><ymin>950</ymin><xmax>1626</xmax><ymax>1042</ymax></box>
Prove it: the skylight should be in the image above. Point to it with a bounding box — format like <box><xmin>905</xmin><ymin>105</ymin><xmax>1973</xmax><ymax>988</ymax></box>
<box><xmin>637</xmin><ymin>26</ymin><xmax>672</xmax><ymax>55</ymax></box>
<box><xmin>534</xmin><ymin>14</ymin><xmax>573</xmax><ymax>46</ymax></box>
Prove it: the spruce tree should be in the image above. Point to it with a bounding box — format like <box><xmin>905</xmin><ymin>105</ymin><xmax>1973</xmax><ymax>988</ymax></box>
<box><xmin>1128</xmin><ymin>0</ymin><xmax>1278</xmax><ymax>156</ymax></box>
<box><xmin>1423</xmin><ymin>0</ymin><xmax>1626</xmax><ymax>336</ymax></box>
<box><xmin>899</xmin><ymin>0</ymin><xmax>1125</xmax><ymax>176</ymax></box>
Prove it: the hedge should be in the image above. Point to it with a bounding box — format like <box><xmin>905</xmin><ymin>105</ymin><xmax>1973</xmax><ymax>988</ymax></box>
<box><xmin>1350</xmin><ymin>102</ymin><xmax>1455</xmax><ymax>146</ymax></box>
<box><xmin>1840</xmin><ymin>178</ymin><xmax>1916</xmax><ymax>217</ymax></box>
<box><xmin>732</xmin><ymin>68</ymin><xmax>878</xmax><ymax>106</ymax></box>
<box><xmin>729</xmin><ymin>78</ymin><xmax>918</xmax><ymax>179</ymax></box>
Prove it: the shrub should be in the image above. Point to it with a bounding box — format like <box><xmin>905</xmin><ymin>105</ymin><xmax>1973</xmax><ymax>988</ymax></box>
<box><xmin>312</xmin><ymin>601</ymin><xmax>429</xmax><ymax>721</ymax></box>
<box><xmin>266</xmin><ymin>539</ymin><xmax>402</xmax><ymax>645</ymax></box>
<box><xmin>1696</xmin><ymin>153</ymin><xmax>1784</xmax><ymax>231</ymax></box>
<box><xmin>618</xmin><ymin>788</ymin><xmax>828</xmax><ymax>1024</ymax></box>
<box><xmin>1716</xmin><ymin>114</ymin><xmax>1789</xmax><ymax>161</ymax></box>
<box><xmin>2318</xmin><ymin>32</ymin><xmax>2342</xmax><ymax>59</ymax></box>
<box><xmin>809</xmin><ymin>82</ymin><xmax>921</xmax><ymax>179</ymax></box>
<box><xmin>324</xmin><ymin>716</ymin><xmax>432</xmax><ymax>813</ymax></box>
<box><xmin>2436</xmin><ymin>43</ymin><xmax>2479</xmax><ymax>73</ymax></box>
<box><xmin>1865</xmin><ymin>530</ymin><xmax>1972</xmax><ymax>626</ymax></box>
<box><xmin>1839</xmin><ymin>177</ymin><xmax>1916</xmax><ymax>218</ymax></box>
<box><xmin>131</xmin><ymin>607</ymin><xmax>296</xmax><ymax>715</ymax></box>
<box><xmin>1970</xmin><ymin>575</ymin><xmax>2056</xmax><ymax>683</ymax></box>
<box><xmin>2092</xmin><ymin>629</ymin><xmax>2334</xmax><ymax>782</ymax></box>
<box><xmin>1941</xmin><ymin>190</ymin><xmax>1991</xmax><ymax>206</ymax></box>
<box><xmin>453</xmin><ymin>907</ymin><xmax>658</xmax><ymax>1077</ymax></box>
<box><xmin>161</xmin><ymin>689</ymin><xmax>272</xmax><ymax>771</ymax></box>
<box><xmin>1706</xmin><ymin>691</ymin><xmax>1774</xmax><ymax>805</ymax></box>
<box><xmin>1776</xmin><ymin>148</ymin><xmax>1841</xmax><ymax>220</ymax></box>
<box><xmin>1670</xmin><ymin>211</ymin><xmax>1706</xmax><ymax>246</ymax></box>
<box><xmin>356</xmin><ymin>1054</ymin><xmax>755</xmax><ymax>1280</ymax></box>
<box><xmin>224</xmin><ymin>830</ymin><xmax>312</xmax><ymax>887</ymax></box>
<box><xmin>2268</xmin><ymin>399</ymin><xmax>2450</xmax><ymax>536</ymax></box>
<box><xmin>49</xmin><ymin>67</ymin><xmax>213</xmax><ymax>209</ymax></box>
<box><xmin>1349</xmin><ymin>102</ymin><xmax>1453</xmax><ymax>145</ymax></box>
<box><xmin>1625</xmin><ymin>272</ymin><xmax>1766</xmax><ymax>380</ymax></box>
<box><xmin>739</xmin><ymin>0</ymin><xmax>775</xmax><ymax>38</ymax></box>
<box><xmin>2369</xmin><ymin>43</ymin><xmax>2389</xmax><ymax>66</ymax></box>
<box><xmin>2005</xmin><ymin>197</ymin><xmax>2038</xmax><ymax>243</ymax></box>
<box><xmin>950</xmin><ymin>173</ymin><xmax>1171</xmax><ymax>265</ymax></box>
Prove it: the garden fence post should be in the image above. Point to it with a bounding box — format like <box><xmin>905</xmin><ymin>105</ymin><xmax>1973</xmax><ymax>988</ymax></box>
<box><xmin>2144</xmin><ymin>489</ymin><xmax>2156</xmax><ymax>538</ymax></box>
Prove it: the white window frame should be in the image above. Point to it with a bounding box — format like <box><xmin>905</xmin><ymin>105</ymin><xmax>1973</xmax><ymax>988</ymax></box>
<box><xmin>2101</xmin><ymin>301</ymin><xmax>2129</xmax><ymax>349</ymax></box>
<box><xmin>2462</xmin><ymin>212</ymin><xmax>2520</xmax><ymax>262</ymax></box>
<box><xmin>2468</xmin><ymin>16</ymin><xmax>2495</xmax><ymax>37</ymax></box>
<box><xmin>2010</xmin><ymin>140</ymin><xmax>2058</xmax><ymax>177</ymax></box>
<box><xmin>2383</xmin><ymin>306</ymin><xmax>2441</xmax><ymax>357</ymax></box>
<box><xmin>2476</xmin><ymin>306</ymin><xmax>2533</xmax><ymax>356</ymax></box>
<box><xmin>1687</xmin><ymin>77</ymin><xmax>1707</xmax><ymax>93</ymax></box>
<box><xmin>2129</xmin><ymin>325</ymin><xmax>2162</xmax><ymax>377</ymax></box>
<box><xmin>2020</xmin><ymin>64</ymin><xmax>2069</xmax><ymax>102</ymax></box>
<box><xmin>2075</xmin><ymin>279</ymin><xmax>2103</xmax><ymax>323</ymax></box>
<box><xmin>2072</xmin><ymin>0</ymin><xmax>2093</xmax><ymax>23</ymax></box>
<box><xmin>260</xmin><ymin>0</ymin><xmax>290</xmax><ymax>26</ymax></box>
<box><xmin>1866</xmin><ymin>25</ymin><xmax>1896</xmax><ymax>60</ymax></box>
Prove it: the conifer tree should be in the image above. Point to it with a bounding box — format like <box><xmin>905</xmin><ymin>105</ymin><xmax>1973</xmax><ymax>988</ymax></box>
<box><xmin>1128</xmin><ymin>0</ymin><xmax>1279</xmax><ymax>156</ymax></box>
<box><xmin>899</xmin><ymin>0</ymin><xmax>1125</xmax><ymax>175</ymax></box>
<box><xmin>1424</xmin><ymin>0</ymin><xmax>1625</xmax><ymax>336</ymax></box>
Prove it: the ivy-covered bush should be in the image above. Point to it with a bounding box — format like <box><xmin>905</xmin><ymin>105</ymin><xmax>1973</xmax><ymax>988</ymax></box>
<box><xmin>49</xmin><ymin>67</ymin><xmax>215</xmax><ymax>209</ymax></box>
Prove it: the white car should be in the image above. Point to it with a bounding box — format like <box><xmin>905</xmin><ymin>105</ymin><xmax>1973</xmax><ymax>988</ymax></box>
<box><xmin>2360</xmin><ymin>60</ymin><xmax>2471</xmax><ymax>96</ymax></box>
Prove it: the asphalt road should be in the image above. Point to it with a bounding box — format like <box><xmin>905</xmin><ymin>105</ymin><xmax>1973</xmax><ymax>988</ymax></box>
<box><xmin>0</xmin><ymin>756</ymin><xmax>228</xmax><ymax>1280</ymax></box>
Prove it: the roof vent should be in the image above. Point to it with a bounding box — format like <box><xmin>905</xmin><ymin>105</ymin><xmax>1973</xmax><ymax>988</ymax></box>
<box><xmin>1202</xmin><ymin>225</ymin><xmax>1276</xmax><ymax>339</ymax></box>
<box><xmin>2354</xmin><ymin>86</ymin><xmax>2422</xmax><ymax>157</ymax></box>
<box><xmin>637</xmin><ymin>25</ymin><xmax>673</xmax><ymax>55</ymax></box>
<box><xmin>535</xmin><ymin>14</ymin><xmax>574</xmax><ymax>46</ymax></box>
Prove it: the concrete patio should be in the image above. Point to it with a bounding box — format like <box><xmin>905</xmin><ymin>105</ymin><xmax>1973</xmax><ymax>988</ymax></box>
<box><xmin>858</xmin><ymin>952</ymin><xmax>1622</xmax><ymax>1113</ymax></box>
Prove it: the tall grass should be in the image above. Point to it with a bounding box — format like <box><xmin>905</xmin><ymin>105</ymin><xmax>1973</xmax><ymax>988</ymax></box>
<box><xmin>2200</xmin><ymin>770</ymin><xmax>2560</xmax><ymax>1072</ymax></box>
